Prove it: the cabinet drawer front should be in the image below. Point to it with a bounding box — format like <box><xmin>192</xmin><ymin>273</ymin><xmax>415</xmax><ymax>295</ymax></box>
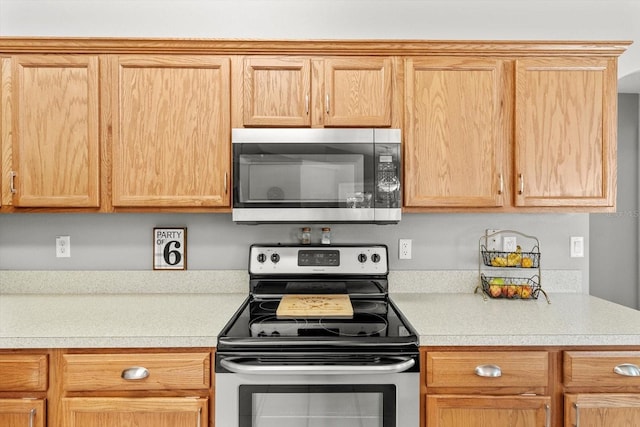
<box><xmin>0</xmin><ymin>354</ymin><xmax>48</xmax><ymax>391</ymax></box>
<box><xmin>427</xmin><ymin>351</ymin><xmax>549</xmax><ymax>388</ymax></box>
<box><xmin>564</xmin><ymin>351</ymin><xmax>640</xmax><ymax>387</ymax></box>
<box><xmin>63</xmin><ymin>352</ymin><xmax>210</xmax><ymax>391</ymax></box>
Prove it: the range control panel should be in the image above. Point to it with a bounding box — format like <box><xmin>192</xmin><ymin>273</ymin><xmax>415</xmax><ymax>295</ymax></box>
<box><xmin>249</xmin><ymin>244</ymin><xmax>388</xmax><ymax>276</ymax></box>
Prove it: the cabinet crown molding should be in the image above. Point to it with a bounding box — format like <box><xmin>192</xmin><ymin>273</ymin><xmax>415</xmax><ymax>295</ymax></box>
<box><xmin>0</xmin><ymin>37</ymin><xmax>632</xmax><ymax>56</ymax></box>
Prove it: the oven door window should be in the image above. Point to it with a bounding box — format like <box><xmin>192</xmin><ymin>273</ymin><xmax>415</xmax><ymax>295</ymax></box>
<box><xmin>233</xmin><ymin>143</ymin><xmax>374</xmax><ymax>208</ymax></box>
<box><xmin>239</xmin><ymin>384</ymin><xmax>395</xmax><ymax>427</ymax></box>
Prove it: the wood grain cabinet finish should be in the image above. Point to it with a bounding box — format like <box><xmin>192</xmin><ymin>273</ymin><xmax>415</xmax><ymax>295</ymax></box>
<box><xmin>1</xmin><ymin>55</ymin><xmax>100</xmax><ymax>208</ymax></box>
<box><xmin>404</xmin><ymin>57</ymin><xmax>508</xmax><ymax>208</ymax></box>
<box><xmin>0</xmin><ymin>353</ymin><xmax>48</xmax><ymax>427</ymax></box>
<box><xmin>427</xmin><ymin>395</ymin><xmax>551</xmax><ymax>427</ymax></box>
<box><xmin>514</xmin><ymin>57</ymin><xmax>617</xmax><ymax>208</ymax></box>
<box><xmin>58</xmin><ymin>351</ymin><xmax>212</xmax><ymax>427</ymax></box>
<box><xmin>0</xmin><ymin>399</ymin><xmax>45</xmax><ymax>427</ymax></box>
<box><xmin>424</xmin><ymin>350</ymin><xmax>551</xmax><ymax>427</ymax></box>
<box><xmin>61</xmin><ymin>397</ymin><xmax>207</xmax><ymax>427</ymax></box>
<box><xmin>110</xmin><ymin>55</ymin><xmax>231</xmax><ymax>208</ymax></box>
<box><xmin>0</xmin><ymin>353</ymin><xmax>48</xmax><ymax>392</ymax></box>
<box><xmin>62</xmin><ymin>352</ymin><xmax>210</xmax><ymax>391</ymax></box>
<box><xmin>564</xmin><ymin>351</ymin><xmax>640</xmax><ymax>426</ymax></box>
<box><xmin>242</xmin><ymin>56</ymin><xmax>392</xmax><ymax>127</ymax></box>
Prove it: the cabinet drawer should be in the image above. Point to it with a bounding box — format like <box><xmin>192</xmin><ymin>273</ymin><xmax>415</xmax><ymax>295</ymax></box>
<box><xmin>426</xmin><ymin>351</ymin><xmax>549</xmax><ymax>389</ymax></box>
<box><xmin>564</xmin><ymin>351</ymin><xmax>640</xmax><ymax>387</ymax></box>
<box><xmin>63</xmin><ymin>352</ymin><xmax>210</xmax><ymax>391</ymax></box>
<box><xmin>0</xmin><ymin>354</ymin><xmax>48</xmax><ymax>391</ymax></box>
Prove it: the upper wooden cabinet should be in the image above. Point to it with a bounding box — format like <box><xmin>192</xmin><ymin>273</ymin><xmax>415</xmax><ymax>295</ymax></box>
<box><xmin>404</xmin><ymin>57</ymin><xmax>509</xmax><ymax>208</ymax></box>
<box><xmin>514</xmin><ymin>57</ymin><xmax>617</xmax><ymax>208</ymax></box>
<box><xmin>1</xmin><ymin>55</ymin><xmax>100</xmax><ymax>208</ymax></box>
<box><xmin>110</xmin><ymin>55</ymin><xmax>230</xmax><ymax>208</ymax></box>
<box><xmin>241</xmin><ymin>56</ymin><xmax>393</xmax><ymax>127</ymax></box>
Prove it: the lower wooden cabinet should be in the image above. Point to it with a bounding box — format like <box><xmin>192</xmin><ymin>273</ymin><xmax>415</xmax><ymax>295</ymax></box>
<box><xmin>563</xmin><ymin>351</ymin><xmax>640</xmax><ymax>426</ymax></box>
<box><xmin>565</xmin><ymin>394</ymin><xmax>640</xmax><ymax>426</ymax></box>
<box><xmin>427</xmin><ymin>395</ymin><xmax>550</xmax><ymax>427</ymax></box>
<box><xmin>423</xmin><ymin>349</ymin><xmax>552</xmax><ymax>427</ymax></box>
<box><xmin>0</xmin><ymin>352</ymin><xmax>48</xmax><ymax>427</ymax></box>
<box><xmin>62</xmin><ymin>397</ymin><xmax>207</xmax><ymax>427</ymax></box>
<box><xmin>56</xmin><ymin>350</ymin><xmax>213</xmax><ymax>427</ymax></box>
<box><xmin>0</xmin><ymin>399</ymin><xmax>45</xmax><ymax>427</ymax></box>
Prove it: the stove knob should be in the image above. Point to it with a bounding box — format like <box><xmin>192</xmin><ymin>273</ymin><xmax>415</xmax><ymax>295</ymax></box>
<box><xmin>270</xmin><ymin>253</ymin><xmax>280</xmax><ymax>263</ymax></box>
<box><xmin>270</xmin><ymin>331</ymin><xmax>280</xmax><ymax>337</ymax></box>
<box><xmin>257</xmin><ymin>253</ymin><xmax>267</xmax><ymax>263</ymax></box>
<box><xmin>371</xmin><ymin>253</ymin><xmax>381</xmax><ymax>263</ymax></box>
<box><xmin>257</xmin><ymin>331</ymin><xmax>267</xmax><ymax>337</ymax></box>
<box><xmin>358</xmin><ymin>253</ymin><xmax>367</xmax><ymax>263</ymax></box>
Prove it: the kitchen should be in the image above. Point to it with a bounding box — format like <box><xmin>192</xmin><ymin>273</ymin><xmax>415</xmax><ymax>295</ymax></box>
<box><xmin>1</xmin><ymin>1</ymin><xmax>640</xmax><ymax>427</ymax></box>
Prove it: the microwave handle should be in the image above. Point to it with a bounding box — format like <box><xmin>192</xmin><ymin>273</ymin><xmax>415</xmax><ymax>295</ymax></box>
<box><xmin>220</xmin><ymin>356</ymin><xmax>415</xmax><ymax>375</ymax></box>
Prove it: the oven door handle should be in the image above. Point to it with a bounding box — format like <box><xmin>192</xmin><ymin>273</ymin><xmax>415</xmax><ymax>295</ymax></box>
<box><xmin>219</xmin><ymin>357</ymin><xmax>415</xmax><ymax>375</ymax></box>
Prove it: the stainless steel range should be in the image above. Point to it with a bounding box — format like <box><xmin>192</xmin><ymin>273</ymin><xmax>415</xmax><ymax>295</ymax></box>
<box><xmin>215</xmin><ymin>244</ymin><xmax>419</xmax><ymax>427</ymax></box>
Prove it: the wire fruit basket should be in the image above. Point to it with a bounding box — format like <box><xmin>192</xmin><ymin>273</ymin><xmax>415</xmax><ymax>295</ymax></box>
<box><xmin>476</xmin><ymin>230</ymin><xmax>550</xmax><ymax>303</ymax></box>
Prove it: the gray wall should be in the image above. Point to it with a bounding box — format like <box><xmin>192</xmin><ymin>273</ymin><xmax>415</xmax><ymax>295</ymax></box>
<box><xmin>0</xmin><ymin>212</ymin><xmax>588</xmax><ymax>276</ymax></box>
<box><xmin>590</xmin><ymin>94</ymin><xmax>640</xmax><ymax>308</ymax></box>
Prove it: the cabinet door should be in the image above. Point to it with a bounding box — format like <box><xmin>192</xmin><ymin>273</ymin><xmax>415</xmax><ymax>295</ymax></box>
<box><xmin>565</xmin><ymin>394</ymin><xmax>640</xmax><ymax>426</ymax></box>
<box><xmin>404</xmin><ymin>58</ymin><xmax>507</xmax><ymax>208</ymax></box>
<box><xmin>111</xmin><ymin>55</ymin><xmax>230</xmax><ymax>207</ymax></box>
<box><xmin>7</xmin><ymin>55</ymin><xmax>100</xmax><ymax>207</ymax></box>
<box><xmin>427</xmin><ymin>395</ymin><xmax>550</xmax><ymax>427</ymax></box>
<box><xmin>514</xmin><ymin>57</ymin><xmax>616</xmax><ymax>207</ymax></box>
<box><xmin>62</xmin><ymin>397</ymin><xmax>207</xmax><ymax>427</ymax></box>
<box><xmin>0</xmin><ymin>399</ymin><xmax>45</xmax><ymax>427</ymax></box>
<box><xmin>323</xmin><ymin>57</ymin><xmax>392</xmax><ymax>127</ymax></box>
<box><xmin>243</xmin><ymin>56</ymin><xmax>311</xmax><ymax>126</ymax></box>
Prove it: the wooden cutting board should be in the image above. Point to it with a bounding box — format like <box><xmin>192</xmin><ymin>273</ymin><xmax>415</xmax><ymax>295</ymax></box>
<box><xmin>276</xmin><ymin>294</ymin><xmax>353</xmax><ymax>319</ymax></box>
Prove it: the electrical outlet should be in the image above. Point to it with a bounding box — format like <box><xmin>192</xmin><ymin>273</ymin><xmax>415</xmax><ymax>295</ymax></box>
<box><xmin>399</xmin><ymin>239</ymin><xmax>412</xmax><ymax>260</ymax></box>
<box><xmin>485</xmin><ymin>229</ymin><xmax>500</xmax><ymax>251</ymax></box>
<box><xmin>503</xmin><ymin>236</ymin><xmax>517</xmax><ymax>252</ymax></box>
<box><xmin>56</xmin><ymin>235</ymin><xmax>71</xmax><ymax>258</ymax></box>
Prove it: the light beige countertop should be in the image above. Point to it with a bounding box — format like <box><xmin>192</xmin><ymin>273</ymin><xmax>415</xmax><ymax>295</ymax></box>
<box><xmin>2</xmin><ymin>291</ymin><xmax>640</xmax><ymax>349</ymax></box>
<box><xmin>1</xmin><ymin>270</ymin><xmax>638</xmax><ymax>349</ymax></box>
<box><xmin>392</xmin><ymin>293</ymin><xmax>640</xmax><ymax>347</ymax></box>
<box><xmin>0</xmin><ymin>293</ymin><xmax>247</xmax><ymax>348</ymax></box>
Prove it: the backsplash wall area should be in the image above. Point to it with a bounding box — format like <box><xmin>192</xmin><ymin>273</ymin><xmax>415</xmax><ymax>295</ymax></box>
<box><xmin>0</xmin><ymin>212</ymin><xmax>588</xmax><ymax>287</ymax></box>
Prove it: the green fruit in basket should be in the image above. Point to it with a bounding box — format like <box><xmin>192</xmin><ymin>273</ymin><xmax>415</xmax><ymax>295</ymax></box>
<box><xmin>488</xmin><ymin>277</ymin><xmax>505</xmax><ymax>285</ymax></box>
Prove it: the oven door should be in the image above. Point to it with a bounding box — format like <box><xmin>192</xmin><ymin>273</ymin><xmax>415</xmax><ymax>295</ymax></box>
<box><xmin>215</xmin><ymin>354</ymin><xmax>419</xmax><ymax>427</ymax></box>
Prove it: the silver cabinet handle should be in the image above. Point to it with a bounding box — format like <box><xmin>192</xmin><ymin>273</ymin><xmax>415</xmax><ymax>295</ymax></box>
<box><xmin>614</xmin><ymin>363</ymin><xmax>640</xmax><ymax>376</ymax></box>
<box><xmin>224</xmin><ymin>172</ymin><xmax>228</xmax><ymax>194</ymax></box>
<box><xmin>474</xmin><ymin>364</ymin><xmax>502</xmax><ymax>377</ymax></box>
<box><xmin>305</xmin><ymin>94</ymin><xmax>310</xmax><ymax>115</ymax></box>
<box><xmin>325</xmin><ymin>94</ymin><xmax>330</xmax><ymax>114</ymax></box>
<box><xmin>197</xmin><ymin>407</ymin><xmax>202</xmax><ymax>427</ymax></box>
<box><xmin>29</xmin><ymin>408</ymin><xmax>36</xmax><ymax>427</ymax></box>
<box><xmin>498</xmin><ymin>173</ymin><xmax>504</xmax><ymax>195</ymax></box>
<box><xmin>545</xmin><ymin>403</ymin><xmax>551</xmax><ymax>427</ymax></box>
<box><xmin>121</xmin><ymin>366</ymin><xmax>150</xmax><ymax>380</ymax></box>
<box><xmin>574</xmin><ymin>402</ymin><xmax>580</xmax><ymax>427</ymax></box>
<box><xmin>10</xmin><ymin>171</ymin><xmax>16</xmax><ymax>194</ymax></box>
<box><xmin>518</xmin><ymin>173</ymin><xmax>524</xmax><ymax>195</ymax></box>
<box><xmin>220</xmin><ymin>357</ymin><xmax>415</xmax><ymax>375</ymax></box>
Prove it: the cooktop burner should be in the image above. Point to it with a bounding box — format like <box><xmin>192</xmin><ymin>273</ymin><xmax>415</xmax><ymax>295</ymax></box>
<box><xmin>216</xmin><ymin>244</ymin><xmax>419</xmax><ymax>352</ymax></box>
<box><xmin>249</xmin><ymin>313</ymin><xmax>388</xmax><ymax>338</ymax></box>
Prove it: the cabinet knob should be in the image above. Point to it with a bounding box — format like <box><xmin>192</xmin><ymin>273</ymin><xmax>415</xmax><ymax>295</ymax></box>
<box><xmin>613</xmin><ymin>363</ymin><xmax>640</xmax><ymax>377</ymax></box>
<box><xmin>474</xmin><ymin>364</ymin><xmax>502</xmax><ymax>377</ymax></box>
<box><xmin>121</xmin><ymin>366</ymin><xmax>150</xmax><ymax>380</ymax></box>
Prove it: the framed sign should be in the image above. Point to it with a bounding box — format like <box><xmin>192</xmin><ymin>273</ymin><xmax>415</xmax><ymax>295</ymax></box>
<box><xmin>153</xmin><ymin>227</ymin><xmax>187</xmax><ymax>270</ymax></box>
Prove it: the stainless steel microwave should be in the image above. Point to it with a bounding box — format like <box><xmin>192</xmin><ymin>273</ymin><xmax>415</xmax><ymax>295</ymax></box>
<box><xmin>232</xmin><ymin>128</ymin><xmax>401</xmax><ymax>224</ymax></box>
